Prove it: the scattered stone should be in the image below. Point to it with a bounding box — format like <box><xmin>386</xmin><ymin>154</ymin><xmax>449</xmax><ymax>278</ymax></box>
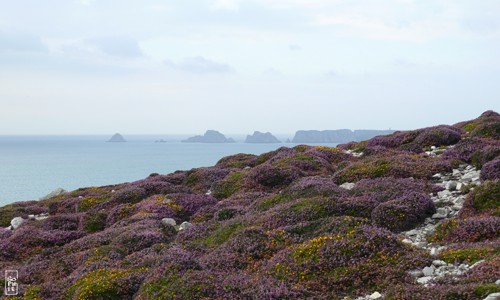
<box><xmin>417</xmin><ymin>276</ymin><xmax>432</xmax><ymax>284</ymax></box>
<box><xmin>369</xmin><ymin>292</ymin><xmax>382</xmax><ymax>299</ymax></box>
<box><xmin>162</xmin><ymin>218</ymin><xmax>176</xmax><ymax>226</ymax></box>
<box><xmin>470</xmin><ymin>260</ymin><xmax>485</xmax><ymax>269</ymax></box>
<box><xmin>409</xmin><ymin>270</ymin><xmax>424</xmax><ymax>278</ymax></box>
<box><xmin>340</xmin><ymin>182</ymin><xmax>355</xmax><ymax>190</ymax></box>
<box><xmin>422</xmin><ymin>266</ymin><xmax>434</xmax><ymax>276</ymax></box>
<box><xmin>483</xmin><ymin>293</ymin><xmax>500</xmax><ymax>300</ymax></box>
<box><xmin>432</xmin><ymin>260</ymin><xmax>447</xmax><ymax>267</ymax></box>
<box><xmin>35</xmin><ymin>214</ymin><xmax>49</xmax><ymax>221</ymax></box>
<box><xmin>496</xmin><ymin>279</ymin><xmax>500</xmax><ymax>285</ymax></box>
<box><xmin>179</xmin><ymin>221</ymin><xmax>192</xmax><ymax>231</ymax></box>
<box><xmin>28</xmin><ymin>214</ymin><xmax>35</xmax><ymax>219</ymax></box>
<box><xmin>446</xmin><ymin>181</ymin><xmax>457</xmax><ymax>191</ymax></box>
<box><xmin>10</xmin><ymin>217</ymin><xmax>24</xmax><ymax>230</ymax></box>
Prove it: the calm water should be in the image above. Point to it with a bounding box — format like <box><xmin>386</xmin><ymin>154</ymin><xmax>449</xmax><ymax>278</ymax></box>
<box><xmin>0</xmin><ymin>135</ymin><xmax>334</xmax><ymax>205</ymax></box>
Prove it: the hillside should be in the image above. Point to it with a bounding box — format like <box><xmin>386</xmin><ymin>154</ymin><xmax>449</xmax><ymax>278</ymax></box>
<box><xmin>0</xmin><ymin>111</ymin><xmax>499</xmax><ymax>299</ymax></box>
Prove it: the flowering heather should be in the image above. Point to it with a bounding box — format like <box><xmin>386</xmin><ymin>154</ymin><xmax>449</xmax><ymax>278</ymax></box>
<box><xmin>455</xmin><ymin>110</ymin><xmax>500</xmax><ymax>139</ymax></box>
<box><xmin>183</xmin><ymin>166</ymin><xmax>230</xmax><ymax>193</ymax></box>
<box><xmin>268</xmin><ymin>225</ymin><xmax>431</xmax><ymax>296</ymax></box>
<box><xmin>431</xmin><ymin>216</ymin><xmax>500</xmax><ymax>243</ymax></box>
<box><xmin>365</xmin><ymin>125</ymin><xmax>462</xmax><ymax>153</ymax></box>
<box><xmin>481</xmin><ymin>159</ymin><xmax>500</xmax><ymax>181</ymax></box>
<box><xmin>442</xmin><ymin>137</ymin><xmax>500</xmax><ymax>167</ymax></box>
<box><xmin>247</xmin><ymin>164</ymin><xmax>302</xmax><ymax>189</ymax></box>
<box><xmin>334</xmin><ymin>153</ymin><xmax>452</xmax><ymax>183</ymax></box>
<box><xmin>371</xmin><ymin>192</ymin><xmax>435</xmax><ymax>232</ymax></box>
<box><xmin>460</xmin><ymin>180</ymin><xmax>500</xmax><ymax>217</ymax></box>
<box><xmin>284</xmin><ymin>176</ymin><xmax>347</xmax><ymax>198</ymax></box>
<box><xmin>216</xmin><ymin>153</ymin><xmax>258</xmax><ymax>168</ymax></box>
<box><xmin>40</xmin><ymin>213</ymin><xmax>81</xmax><ymax>231</ymax></box>
<box><xmin>350</xmin><ymin>177</ymin><xmax>442</xmax><ymax>202</ymax></box>
<box><xmin>110</xmin><ymin>186</ymin><xmax>147</xmax><ymax>204</ymax></box>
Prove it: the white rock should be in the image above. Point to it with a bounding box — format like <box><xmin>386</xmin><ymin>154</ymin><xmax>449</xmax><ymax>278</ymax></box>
<box><xmin>402</xmin><ymin>239</ymin><xmax>413</xmax><ymax>244</ymax></box>
<box><xmin>35</xmin><ymin>215</ymin><xmax>49</xmax><ymax>221</ymax></box>
<box><xmin>10</xmin><ymin>217</ymin><xmax>24</xmax><ymax>230</ymax></box>
<box><xmin>422</xmin><ymin>266</ymin><xmax>434</xmax><ymax>276</ymax></box>
<box><xmin>483</xmin><ymin>292</ymin><xmax>500</xmax><ymax>300</ymax></box>
<box><xmin>179</xmin><ymin>221</ymin><xmax>192</xmax><ymax>231</ymax></box>
<box><xmin>340</xmin><ymin>182</ymin><xmax>355</xmax><ymax>190</ymax></box>
<box><xmin>39</xmin><ymin>188</ymin><xmax>67</xmax><ymax>200</ymax></box>
<box><xmin>433</xmin><ymin>260</ymin><xmax>447</xmax><ymax>267</ymax></box>
<box><xmin>496</xmin><ymin>279</ymin><xmax>500</xmax><ymax>285</ymax></box>
<box><xmin>432</xmin><ymin>212</ymin><xmax>447</xmax><ymax>219</ymax></box>
<box><xmin>161</xmin><ymin>218</ymin><xmax>176</xmax><ymax>226</ymax></box>
<box><xmin>369</xmin><ymin>292</ymin><xmax>382</xmax><ymax>299</ymax></box>
<box><xmin>409</xmin><ymin>270</ymin><xmax>424</xmax><ymax>278</ymax></box>
<box><xmin>446</xmin><ymin>181</ymin><xmax>457</xmax><ymax>191</ymax></box>
<box><xmin>456</xmin><ymin>182</ymin><xmax>463</xmax><ymax>191</ymax></box>
<box><xmin>470</xmin><ymin>260</ymin><xmax>485</xmax><ymax>269</ymax></box>
<box><xmin>417</xmin><ymin>276</ymin><xmax>433</xmax><ymax>284</ymax></box>
<box><xmin>28</xmin><ymin>214</ymin><xmax>35</xmax><ymax>219</ymax></box>
<box><xmin>205</xmin><ymin>190</ymin><xmax>212</xmax><ymax>195</ymax></box>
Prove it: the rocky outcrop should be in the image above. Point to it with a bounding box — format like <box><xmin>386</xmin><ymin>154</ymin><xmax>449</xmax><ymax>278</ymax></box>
<box><xmin>107</xmin><ymin>133</ymin><xmax>126</xmax><ymax>142</ymax></box>
<box><xmin>182</xmin><ymin>130</ymin><xmax>235</xmax><ymax>143</ymax></box>
<box><xmin>245</xmin><ymin>131</ymin><xmax>281</xmax><ymax>143</ymax></box>
<box><xmin>39</xmin><ymin>188</ymin><xmax>67</xmax><ymax>200</ymax></box>
<box><xmin>292</xmin><ymin>129</ymin><xmax>394</xmax><ymax>143</ymax></box>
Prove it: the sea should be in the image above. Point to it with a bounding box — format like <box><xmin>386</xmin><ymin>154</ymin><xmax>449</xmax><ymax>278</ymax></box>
<box><xmin>0</xmin><ymin>135</ymin><xmax>335</xmax><ymax>206</ymax></box>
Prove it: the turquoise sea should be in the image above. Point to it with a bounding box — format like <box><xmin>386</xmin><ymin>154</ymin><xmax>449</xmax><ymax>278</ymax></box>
<box><xmin>0</xmin><ymin>135</ymin><xmax>334</xmax><ymax>205</ymax></box>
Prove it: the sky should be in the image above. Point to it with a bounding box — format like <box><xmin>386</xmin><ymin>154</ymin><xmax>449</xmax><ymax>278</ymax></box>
<box><xmin>0</xmin><ymin>0</ymin><xmax>499</xmax><ymax>135</ymax></box>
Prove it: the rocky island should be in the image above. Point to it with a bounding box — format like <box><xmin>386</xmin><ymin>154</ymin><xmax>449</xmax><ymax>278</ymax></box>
<box><xmin>0</xmin><ymin>111</ymin><xmax>499</xmax><ymax>299</ymax></box>
<box><xmin>245</xmin><ymin>131</ymin><xmax>281</xmax><ymax>143</ymax></box>
<box><xmin>182</xmin><ymin>130</ymin><xmax>235</xmax><ymax>143</ymax></box>
<box><xmin>107</xmin><ymin>133</ymin><xmax>127</xmax><ymax>142</ymax></box>
<box><xmin>292</xmin><ymin>129</ymin><xmax>395</xmax><ymax>143</ymax></box>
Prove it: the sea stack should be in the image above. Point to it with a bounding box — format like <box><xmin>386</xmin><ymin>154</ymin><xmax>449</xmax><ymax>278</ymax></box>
<box><xmin>108</xmin><ymin>133</ymin><xmax>126</xmax><ymax>142</ymax></box>
<box><xmin>245</xmin><ymin>131</ymin><xmax>281</xmax><ymax>143</ymax></box>
<box><xmin>182</xmin><ymin>130</ymin><xmax>235</xmax><ymax>143</ymax></box>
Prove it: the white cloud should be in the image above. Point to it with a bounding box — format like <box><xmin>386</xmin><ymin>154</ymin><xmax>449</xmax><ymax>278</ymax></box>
<box><xmin>165</xmin><ymin>56</ymin><xmax>233</xmax><ymax>74</ymax></box>
<box><xmin>209</xmin><ymin>0</ymin><xmax>240</xmax><ymax>11</ymax></box>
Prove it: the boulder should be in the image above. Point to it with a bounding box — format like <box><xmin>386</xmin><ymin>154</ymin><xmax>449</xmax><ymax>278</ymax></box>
<box><xmin>39</xmin><ymin>188</ymin><xmax>67</xmax><ymax>200</ymax></box>
<box><xmin>162</xmin><ymin>218</ymin><xmax>176</xmax><ymax>226</ymax></box>
<box><xmin>11</xmin><ymin>217</ymin><xmax>24</xmax><ymax>230</ymax></box>
<box><xmin>179</xmin><ymin>221</ymin><xmax>192</xmax><ymax>231</ymax></box>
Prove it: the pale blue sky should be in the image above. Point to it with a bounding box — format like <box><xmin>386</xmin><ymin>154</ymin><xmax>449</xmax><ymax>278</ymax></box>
<box><xmin>0</xmin><ymin>0</ymin><xmax>499</xmax><ymax>134</ymax></box>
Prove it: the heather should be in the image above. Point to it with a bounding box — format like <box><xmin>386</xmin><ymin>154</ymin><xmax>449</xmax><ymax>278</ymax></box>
<box><xmin>0</xmin><ymin>111</ymin><xmax>499</xmax><ymax>299</ymax></box>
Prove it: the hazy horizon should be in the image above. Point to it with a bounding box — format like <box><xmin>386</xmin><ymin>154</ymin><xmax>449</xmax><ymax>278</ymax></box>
<box><xmin>1</xmin><ymin>0</ymin><xmax>499</xmax><ymax>134</ymax></box>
